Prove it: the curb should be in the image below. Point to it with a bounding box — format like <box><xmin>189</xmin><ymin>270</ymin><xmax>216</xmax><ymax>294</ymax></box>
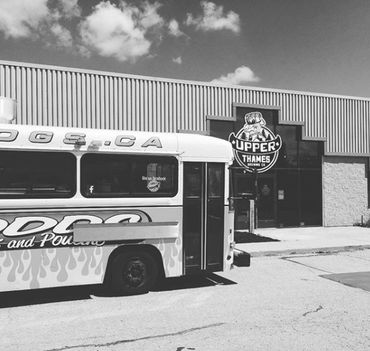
<box><xmin>236</xmin><ymin>244</ymin><xmax>370</xmax><ymax>258</ymax></box>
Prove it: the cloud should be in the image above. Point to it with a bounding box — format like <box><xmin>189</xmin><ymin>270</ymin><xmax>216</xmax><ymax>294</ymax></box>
<box><xmin>0</xmin><ymin>0</ymin><xmax>188</xmax><ymax>63</ymax></box>
<box><xmin>79</xmin><ymin>1</ymin><xmax>165</xmax><ymax>62</ymax></box>
<box><xmin>49</xmin><ymin>23</ymin><xmax>74</xmax><ymax>48</ymax></box>
<box><xmin>168</xmin><ymin>19</ymin><xmax>184</xmax><ymax>37</ymax></box>
<box><xmin>54</xmin><ymin>0</ymin><xmax>82</xmax><ymax>19</ymax></box>
<box><xmin>0</xmin><ymin>0</ymin><xmax>49</xmax><ymax>38</ymax></box>
<box><xmin>185</xmin><ymin>1</ymin><xmax>240</xmax><ymax>34</ymax></box>
<box><xmin>139</xmin><ymin>1</ymin><xmax>164</xmax><ymax>29</ymax></box>
<box><xmin>0</xmin><ymin>0</ymin><xmax>80</xmax><ymax>49</ymax></box>
<box><xmin>172</xmin><ymin>56</ymin><xmax>182</xmax><ymax>64</ymax></box>
<box><xmin>211</xmin><ymin>66</ymin><xmax>260</xmax><ymax>85</ymax></box>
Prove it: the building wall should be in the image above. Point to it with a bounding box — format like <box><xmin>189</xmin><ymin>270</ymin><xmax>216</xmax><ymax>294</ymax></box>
<box><xmin>0</xmin><ymin>60</ymin><xmax>370</xmax><ymax>156</ymax></box>
<box><xmin>1</xmin><ymin>60</ymin><xmax>370</xmax><ymax>227</ymax></box>
<box><xmin>323</xmin><ymin>156</ymin><xmax>370</xmax><ymax>226</ymax></box>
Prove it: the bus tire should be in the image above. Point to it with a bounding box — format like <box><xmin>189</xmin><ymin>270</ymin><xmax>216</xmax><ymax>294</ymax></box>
<box><xmin>108</xmin><ymin>250</ymin><xmax>158</xmax><ymax>296</ymax></box>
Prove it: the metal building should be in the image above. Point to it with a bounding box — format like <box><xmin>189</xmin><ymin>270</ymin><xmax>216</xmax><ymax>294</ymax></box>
<box><xmin>0</xmin><ymin>59</ymin><xmax>369</xmax><ymax>227</ymax></box>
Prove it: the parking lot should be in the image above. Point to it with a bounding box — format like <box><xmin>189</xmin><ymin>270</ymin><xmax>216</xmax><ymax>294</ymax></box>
<box><xmin>1</xmin><ymin>249</ymin><xmax>370</xmax><ymax>351</ymax></box>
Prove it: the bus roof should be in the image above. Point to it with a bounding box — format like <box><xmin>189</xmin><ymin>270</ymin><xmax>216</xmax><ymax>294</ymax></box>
<box><xmin>0</xmin><ymin>124</ymin><xmax>233</xmax><ymax>163</ymax></box>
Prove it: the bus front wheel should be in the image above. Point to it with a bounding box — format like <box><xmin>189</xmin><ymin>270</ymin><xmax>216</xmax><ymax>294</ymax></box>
<box><xmin>108</xmin><ymin>250</ymin><xmax>159</xmax><ymax>295</ymax></box>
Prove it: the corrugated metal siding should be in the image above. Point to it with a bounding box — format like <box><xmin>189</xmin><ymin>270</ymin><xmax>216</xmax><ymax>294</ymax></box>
<box><xmin>0</xmin><ymin>60</ymin><xmax>369</xmax><ymax>156</ymax></box>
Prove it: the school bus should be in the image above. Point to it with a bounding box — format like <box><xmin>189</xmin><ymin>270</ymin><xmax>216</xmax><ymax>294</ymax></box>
<box><xmin>0</xmin><ymin>124</ymin><xmax>235</xmax><ymax>295</ymax></box>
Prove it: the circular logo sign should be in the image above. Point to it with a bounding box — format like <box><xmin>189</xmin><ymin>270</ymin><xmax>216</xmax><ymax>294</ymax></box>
<box><xmin>147</xmin><ymin>179</ymin><xmax>161</xmax><ymax>192</ymax></box>
<box><xmin>228</xmin><ymin>112</ymin><xmax>282</xmax><ymax>173</ymax></box>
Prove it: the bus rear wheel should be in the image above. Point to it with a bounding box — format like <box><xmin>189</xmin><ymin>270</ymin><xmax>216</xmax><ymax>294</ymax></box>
<box><xmin>108</xmin><ymin>250</ymin><xmax>159</xmax><ymax>295</ymax></box>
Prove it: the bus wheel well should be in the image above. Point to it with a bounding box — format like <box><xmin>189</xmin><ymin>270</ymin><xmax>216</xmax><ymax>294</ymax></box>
<box><xmin>104</xmin><ymin>244</ymin><xmax>165</xmax><ymax>285</ymax></box>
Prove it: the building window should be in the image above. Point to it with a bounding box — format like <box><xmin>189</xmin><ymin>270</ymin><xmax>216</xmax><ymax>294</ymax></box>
<box><xmin>0</xmin><ymin>151</ymin><xmax>76</xmax><ymax>198</ymax></box>
<box><xmin>275</xmin><ymin>125</ymin><xmax>298</xmax><ymax>168</ymax></box>
<box><xmin>208</xmin><ymin>120</ymin><xmax>234</xmax><ymax>140</ymax></box>
<box><xmin>81</xmin><ymin>154</ymin><xmax>178</xmax><ymax>198</ymax></box>
<box><xmin>207</xmin><ymin>116</ymin><xmax>235</xmax><ymax>140</ymax></box>
<box><xmin>298</xmin><ymin>141</ymin><xmax>322</xmax><ymax>168</ymax></box>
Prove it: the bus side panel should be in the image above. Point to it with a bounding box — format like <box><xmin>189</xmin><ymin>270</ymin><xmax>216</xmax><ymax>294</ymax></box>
<box><xmin>0</xmin><ymin>246</ymin><xmax>115</xmax><ymax>292</ymax></box>
<box><xmin>0</xmin><ymin>206</ymin><xmax>182</xmax><ymax>291</ymax></box>
<box><xmin>142</xmin><ymin>236</ymin><xmax>182</xmax><ymax>278</ymax></box>
<box><xmin>141</xmin><ymin>206</ymin><xmax>183</xmax><ymax>278</ymax></box>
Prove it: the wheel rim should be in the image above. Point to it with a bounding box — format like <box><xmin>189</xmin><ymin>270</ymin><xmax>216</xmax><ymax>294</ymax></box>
<box><xmin>123</xmin><ymin>258</ymin><xmax>147</xmax><ymax>288</ymax></box>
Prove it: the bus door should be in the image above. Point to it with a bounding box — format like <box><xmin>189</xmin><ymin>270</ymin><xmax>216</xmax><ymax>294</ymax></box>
<box><xmin>183</xmin><ymin>162</ymin><xmax>225</xmax><ymax>274</ymax></box>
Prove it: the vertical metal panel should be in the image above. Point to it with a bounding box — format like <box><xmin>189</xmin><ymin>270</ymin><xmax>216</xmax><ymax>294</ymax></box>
<box><xmin>146</xmin><ymin>80</ymin><xmax>151</xmax><ymax>132</ymax></box>
<box><xmin>159</xmin><ymin>81</ymin><xmax>164</xmax><ymax>132</ymax></box>
<box><xmin>102</xmin><ymin>76</ymin><xmax>108</xmax><ymax>129</ymax></box>
<box><xmin>139</xmin><ymin>79</ymin><xmax>145</xmax><ymax>131</ymax></box>
<box><xmin>15</xmin><ymin>67</ymin><xmax>21</xmax><ymax>119</ymax></box>
<box><xmin>0</xmin><ymin>61</ymin><xmax>369</xmax><ymax>155</ymax></box>
<box><xmin>61</xmin><ymin>71</ymin><xmax>66</xmax><ymax>127</ymax></box>
<box><xmin>4</xmin><ymin>66</ymin><xmax>10</xmax><ymax>96</ymax></box>
<box><xmin>166</xmin><ymin>82</ymin><xmax>171</xmax><ymax>132</ymax></box>
<box><xmin>36</xmin><ymin>69</ymin><xmax>42</xmax><ymax>125</ymax></box>
<box><xmin>84</xmin><ymin>74</ymin><xmax>89</xmax><ymax>129</ymax></box>
<box><xmin>0</xmin><ymin>65</ymin><xmax>4</xmax><ymax>96</ymax></box>
<box><xmin>56</xmin><ymin>71</ymin><xmax>62</xmax><ymax>126</ymax></box>
<box><xmin>118</xmin><ymin>77</ymin><xmax>123</xmax><ymax>130</ymax></box>
<box><xmin>191</xmin><ymin>83</ymin><xmax>197</xmax><ymax>130</ymax></box>
<box><xmin>90</xmin><ymin>74</ymin><xmax>96</xmax><ymax>128</ymax></box>
<box><xmin>114</xmin><ymin>77</ymin><xmax>118</xmax><ymax>129</ymax></box>
<box><xmin>131</xmin><ymin>79</ymin><xmax>136</xmax><ymax>129</ymax></box>
<box><xmin>152</xmin><ymin>80</ymin><xmax>157</xmax><ymax>132</ymax></box>
<box><xmin>176</xmin><ymin>83</ymin><xmax>181</xmax><ymax>131</ymax></box>
<box><xmin>126</xmin><ymin>77</ymin><xmax>131</xmax><ymax>130</ymax></box>
<box><xmin>110</xmin><ymin>76</ymin><xmax>114</xmax><ymax>129</ymax></box>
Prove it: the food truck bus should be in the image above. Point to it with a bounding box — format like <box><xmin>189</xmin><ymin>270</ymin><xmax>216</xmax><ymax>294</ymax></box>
<box><xmin>0</xmin><ymin>124</ymin><xmax>235</xmax><ymax>295</ymax></box>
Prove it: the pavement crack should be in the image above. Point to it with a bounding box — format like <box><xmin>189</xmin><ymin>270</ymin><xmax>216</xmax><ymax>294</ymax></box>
<box><xmin>302</xmin><ymin>305</ymin><xmax>323</xmax><ymax>317</ymax></box>
<box><xmin>45</xmin><ymin>323</ymin><xmax>225</xmax><ymax>351</ymax></box>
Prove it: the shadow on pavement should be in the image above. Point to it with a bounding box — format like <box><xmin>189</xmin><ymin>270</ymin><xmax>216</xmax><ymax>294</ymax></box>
<box><xmin>321</xmin><ymin>271</ymin><xmax>370</xmax><ymax>292</ymax></box>
<box><xmin>0</xmin><ymin>274</ymin><xmax>237</xmax><ymax>308</ymax></box>
<box><xmin>152</xmin><ymin>273</ymin><xmax>237</xmax><ymax>292</ymax></box>
<box><xmin>235</xmin><ymin>231</ymin><xmax>279</xmax><ymax>243</ymax></box>
<box><xmin>0</xmin><ymin>284</ymin><xmax>101</xmax><ymax>308</ymax></box>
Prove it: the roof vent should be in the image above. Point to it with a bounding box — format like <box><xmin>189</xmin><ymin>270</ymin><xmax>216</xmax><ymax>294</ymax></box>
<box><xmin>0</xmin><ymin>97</ymin><xmax>16</xmax><ymax>123</ymax></box>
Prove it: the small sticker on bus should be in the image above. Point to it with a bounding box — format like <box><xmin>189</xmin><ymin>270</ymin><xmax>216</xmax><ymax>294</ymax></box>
<box><xmin>147</xmin><ymin>179</ymin><xmax>161</xmax><ymax>192</ymax></box>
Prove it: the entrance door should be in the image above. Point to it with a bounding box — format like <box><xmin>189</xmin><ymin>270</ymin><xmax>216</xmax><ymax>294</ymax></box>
<box><xmin>232</xmin><ymin>173</ymin><xmax>254</xmax><ymax>230</ymax></box>
<box><xmin>257</xmin><ymin>174</ymin><xmax>276</xmax><ymax>228</ymax></box>
<box><xmin>183</xmin><ymin>163</ymin><xmax>225</xmax><ymax>274</ymax></box>
<box><xmin>232</xmin><ymin>171</ymin><xmax>276</xmax><ymax>229</ymax></box>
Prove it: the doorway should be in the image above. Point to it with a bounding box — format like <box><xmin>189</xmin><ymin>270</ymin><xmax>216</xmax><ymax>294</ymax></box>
<box><xmin>232</xmin><ymin>171</ymin><xmax>277</xmax><ymax>229</ymax></box>
<box><xmin>256</xmin><ymin>174</ymin><xmax>276</xmax><ymax>228</ymax></box>
<box><xmin>183</xmin><ymin>162</ymin><xmax>225</xmax><ymax>274</ymax></box>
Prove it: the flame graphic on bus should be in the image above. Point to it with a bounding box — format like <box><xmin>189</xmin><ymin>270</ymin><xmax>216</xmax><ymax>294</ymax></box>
<box><xmin>0</xmin><ymin>210</ymin><xmax>183</xmax><ymax>290</ymax></box>
<box><xmin>0</xmin><ymin>246</ymin><xmax>113</xmax><ymax>289</ymax></box>
<box><xmin>0</xmin><ymin>210</ymin><xmax>150</xmax><ymax>290</ymax></box>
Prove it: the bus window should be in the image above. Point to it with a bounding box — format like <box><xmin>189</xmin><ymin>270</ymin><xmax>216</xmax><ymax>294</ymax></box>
<box><xmin>81</xmin><ymin>154</ymin><xmax>178</xmax><ymax>197</ymax></box>
<box><xmin>0</xmin><ymin>150</ymin><xmax>76</xmax><ymax>198</ymax></box>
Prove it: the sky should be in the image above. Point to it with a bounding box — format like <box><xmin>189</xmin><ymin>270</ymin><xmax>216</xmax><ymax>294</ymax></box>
<box><xmin>1</xmin><ymin>0</ymin><xmax>370</xmax><ymax>97</ymax></box>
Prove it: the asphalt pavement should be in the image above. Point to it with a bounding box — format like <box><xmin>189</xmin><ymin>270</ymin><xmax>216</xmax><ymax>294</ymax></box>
<box><xmin>3</xmin><ymin>250</ymin><xmax>370</xmax><ymax>351</ymax></box>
